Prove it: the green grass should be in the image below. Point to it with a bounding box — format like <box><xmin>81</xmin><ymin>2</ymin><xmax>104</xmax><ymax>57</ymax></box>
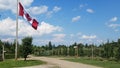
<box><xmin>64</xmin><ymin>57</ymin><xmax>120</xmax><ymax>68</ymax></box>
<box><xmin>0</xmin><ymin>59</ymin><xmax>46</xmax><ymax>68</ymax></box>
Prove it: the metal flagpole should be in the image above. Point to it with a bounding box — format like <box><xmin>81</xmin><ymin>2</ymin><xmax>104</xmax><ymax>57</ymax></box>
<box><xmin>15</xmin><ymin>0</ymin><xmax>19</xmax><ymax>60</ymax></box>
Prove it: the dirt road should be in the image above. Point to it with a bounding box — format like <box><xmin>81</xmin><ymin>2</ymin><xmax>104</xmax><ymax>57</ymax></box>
<box><xmin>21</xmin><ymin>56</ymin><xmax>102</xmax><ymax>68</ymax></box>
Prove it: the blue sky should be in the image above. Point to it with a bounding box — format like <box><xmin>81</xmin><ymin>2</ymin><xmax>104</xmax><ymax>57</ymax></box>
<box><xmin>0</xmin><ymin>0</ymin><xmax>120</xmax><ymax>45</ymax></box>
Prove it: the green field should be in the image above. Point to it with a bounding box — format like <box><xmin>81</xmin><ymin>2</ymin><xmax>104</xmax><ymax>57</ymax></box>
<box><xmin>64</xmin><ymin>57</ymin><xmax>120</xmax><ymax>68</ymax></box>
<box><xmin>0</xmin><ymin>59</ymin><xmax>46</xmax><ymax>68</ymax></box>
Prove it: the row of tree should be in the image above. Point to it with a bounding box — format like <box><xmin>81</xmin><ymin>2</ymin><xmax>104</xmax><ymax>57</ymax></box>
<box><xmin>0</xmin><ymin>37</ymin><xmax>120</xmax><ymax>61</ymax></box>
<box><xmin>33</xmin><ymin>39</ymin><xmax>120</xmax><ymax>61</ymax></box>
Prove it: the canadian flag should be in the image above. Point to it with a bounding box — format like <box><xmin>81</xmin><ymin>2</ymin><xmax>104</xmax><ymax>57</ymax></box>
<box><xmin>19</xmin><ymin>2</ymin><xmax>24</xmax><ymax>16</ymax></box>
<box><xmin>19</xmin><ymin>2</ymin><xmax>39</xmax><ymax>30</ymax></box>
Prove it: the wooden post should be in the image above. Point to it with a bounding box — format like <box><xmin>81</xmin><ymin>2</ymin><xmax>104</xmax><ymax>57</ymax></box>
<box><xmin>67</xmin><ymin>46</ymin><xmax>69</xmax><ymax>56</ymax></box>
<box><xmin>77</xmin><ymin>46</ymin><xmax>78</xmax><ymax>57</ymax></box>
<box><xmin>91</xmin><ymin>45</ymin><xmax>94</xmax><ymax>60</ymax></box>
<box><xmin>2</xmin><ymin>44</ymin><xmax>4</xmax><ymax>61</ymax></box>
<box><xmin>74</xmin><ymin>46</ymin><xmax>77</xmax><ymax>57</ymax></box>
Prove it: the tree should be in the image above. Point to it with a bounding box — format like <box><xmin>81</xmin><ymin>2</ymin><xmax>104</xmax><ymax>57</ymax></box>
<box><xmin>21</xmin><ymin>37</ymin><xmax>33</xmax><ymax>61</ymax></box>
<box><xmin>103</xmin><ymin>40</ymin><xmax>112</xmax><ymax>59</ymax></box>
<box><xmin>116</xmin><ymin>46</ymin><xmax>120</xmax><ymax>61</ymax></box>
<box><xmin>0</xmin><ymin>40</ymin><xmax>3</xmax><ymax>61</ymax></box>
<box><xmin>0</xmin><ymin>40</ymin><xmax>2</xmax><ymax>52</ymax></box>
<box><xmin>10</xmin><ymin>40</ymin><xmax>15</xmax><ymax>54</ymax></box>
<box><xmin>77</xmin><ymin>43</ymin><xmax>84</xmax><ymax>56</ymax></box>
<box><xmin>48</xmin><ymin>41</ymin><xmax>52</xmax><ymax>50</ymax></box>
<box><xmin>116</xmin><ymin>39</ymin><xmax>120</xmax><ymax>61</ymax></box>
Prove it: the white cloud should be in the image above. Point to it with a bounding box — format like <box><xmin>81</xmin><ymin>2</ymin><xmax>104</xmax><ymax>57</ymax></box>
<box><xmin>96</xmin><ymin>39</ymin><xmax>102</xmax><ymax>43</ymax></box>
<box><xmin>86</xmin><ymin>8</ymin><xmax>94</xmax><ymax>13</ymax></box>
<box><xmin>46</xmin><ymin>6</ymin><xmax>61</xmax><ymax>17</ymax></box>
<box><xmin>0</xmin><ymin>17</ymin><xmax>16</xmax><ymax>36</ymax></box>
<box><xmin>79</xmin><ymin>4</ymin><xmax>87</xmax><ymax>9</ymax></box>
<box><xmin>52</xmin><ymin>34</ymin><xmax>66</xmax><ymax>42</ymax></box>
<box><xmin>53</xmin><ymin>6</ymin><xmax>61</xmax><ymax>12</ymax></box>
<box><xmin>38</xmin><ymin>21</ymin><xmax>62</xmax><ymax>36</ymax></box>
<box><xmin>108</xmin><ymin>24</ymin><xmax>120</xmax><ymax>28</ymax></box>
<box><xmin>46</xmin><ymin>11</ymin><xmax>53</xmax><ymax>17</ymax></box>
<box><xmin>76</xmin><ymin>32</ymin><xmax>82</xmax><ymax>36</ymax></box>
<box><xmin>81</xmin><ymin>35</ymin><xmax>97</xmax><ymax>39</ymax></box>
<box><xmin>70</xmin><ymin>34</ymin><xmax>74</xmax><ymax>38</ymax></box>
<box><xmin>0</xmin><ymin>0</ymin><xmax>61</xmax><ymax>16</ymax></box>
<box><xmin>70</xmin><ymin>32</ymin><xmax>82</xmax><ymax>39</ymax></box>
<box><xmin>27</xmin><ymin>6</ymin><xmax>48</xmax><ymax>15</ymax></box>
<box><xmin>72</xmin><ymin>16</ymin><xmax>81</xmax><ymax>22</ymax></box>
<box><xmin>36</xmin><ymin>34</ymin><xmax>66</xmax><ymax>44</ymax></box>
<box><xmin>20</xmin><ymin>0</ymin><xmax>34</xmax><ymax>7</ymax></box>
<box><xmin>53</xmin><ymin>34</ymin><xmax>65</xmax><ymax>39</ymax></box>
<box><xmin>1</xmin><ymin>38</ymin><xmax>14</xmax><ymax>42</ymax></box>
<box><xmin>114</xmin><ymin>29</ymin><xmax>119</xmax><ymax>32</ymax></box>
<box><xmin>0</xmin><ymin>0</ymin><xmax>34</xmax><ymax>13</ymax></box>
<box><xmin>0</xmin><ymin>17</ymin><xmax>62</xmax><ymax>37</ymax></box>
<box><xmin>106</xmin><ymin>17</ymin><xmax>119</xmax><ymax>32</ymax></box>
<box><xmin>80</xmin><ymin>4</ymin><xmax>84</xmax><ymax>8</ymax></box>
<box><xmin>110</xmin><ymin>17</ymin><xmax>118</xmax><ymax>22</ymax></box>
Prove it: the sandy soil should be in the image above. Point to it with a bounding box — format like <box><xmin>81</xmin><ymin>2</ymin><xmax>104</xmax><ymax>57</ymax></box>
<box><xmin>20</xmin><ymin>56</ymin><xmax>102</xmax><ymax>68</ymax></box>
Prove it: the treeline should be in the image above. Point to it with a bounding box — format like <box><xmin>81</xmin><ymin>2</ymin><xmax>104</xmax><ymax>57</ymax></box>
<box><xmin>33</xmin><ymin>39</ymin><xmax>120</xmax><ymax>61</ymax></box>
<box><xmin>0</xmin><ymin>38</ymin><xmax>120</xmax><ymax>61</ymax></box>
<box><xmin>0</xmin><ymin>37</ymin><xmax>33</xmax><ymax>60</ymax></box>
<box><xmin>0</xmin><ymin>40</ymin><xmax>16</xmax><ymax>59</ymax></box>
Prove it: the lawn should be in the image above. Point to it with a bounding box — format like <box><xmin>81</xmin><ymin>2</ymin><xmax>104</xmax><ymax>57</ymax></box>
<box><xmin>64</xmin><ymin>57</ymin><xmax>120</xmax><ymax>68</ymax></box>
<box><xmin>0</xmin><ymin>59</ymin><xmax>46</xmax><ymax>68</ymax></box>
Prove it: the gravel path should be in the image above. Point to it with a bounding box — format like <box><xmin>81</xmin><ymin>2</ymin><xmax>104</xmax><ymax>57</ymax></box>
<box><xmin>21</xmin><ymin>56</ymin><xmax>102</xmax><ymax>68</ymax></box>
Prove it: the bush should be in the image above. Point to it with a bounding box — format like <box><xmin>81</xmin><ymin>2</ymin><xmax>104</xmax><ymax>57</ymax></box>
<box><xmin>5</xmin><ymin>54</ymin><xmax>14</xmax><ymax>59</ymax></box>
<box><xmin>0</xmin><ymin>54</ymin><xmax>3</xmax><ymax>61</ymax></box>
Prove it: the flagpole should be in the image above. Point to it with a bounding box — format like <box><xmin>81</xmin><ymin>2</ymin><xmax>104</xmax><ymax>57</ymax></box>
<box><xmin>15</xmin><ymin>0</ymin><xmax>19</xmax><ymax>60</ymax></box>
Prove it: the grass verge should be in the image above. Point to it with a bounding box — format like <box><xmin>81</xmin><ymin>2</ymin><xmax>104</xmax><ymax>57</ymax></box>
<box><xmin>0</xmin><ymin>59</ymin><xmax>46</xmax><ymax>68</ymax></box>
<box><xmin>64</xmin><ymin>57</ymin><xmax>120</xmax><ymax>68</ymax></box>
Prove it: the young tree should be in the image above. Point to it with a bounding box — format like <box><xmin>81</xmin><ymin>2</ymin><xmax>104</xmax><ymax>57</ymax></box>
<box><xmin>0</xmin><ymin>40</ymin><xmax>3</xmax><ymax>61</ymax></box>
<box><xmin>116</xmin><ymin>39</ymin><xmax>120</xmax><ymax>61</ymax></box>
<box><xmin>48</xmin><ymin>41</ymin><xmax>52</xmax><ymax>50</ymax></box>
<box><xmin>21</xmin><ymin>37</ymin><xmax>33</xmax><ymax>61</ymax></box>
<box><xmin>116</xmin><ymin>46</ymin><xmax>120</xmax><ymax>61</ymax></box>
<box><xmin>103</xmin><ymin>40</ymin><xmax>111</xmax><ymax>59</ymax></box>
<box><xmin>77</xmin><ymin>43</ymin><xmax>84</xmax><ymax>56</ymax></box>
